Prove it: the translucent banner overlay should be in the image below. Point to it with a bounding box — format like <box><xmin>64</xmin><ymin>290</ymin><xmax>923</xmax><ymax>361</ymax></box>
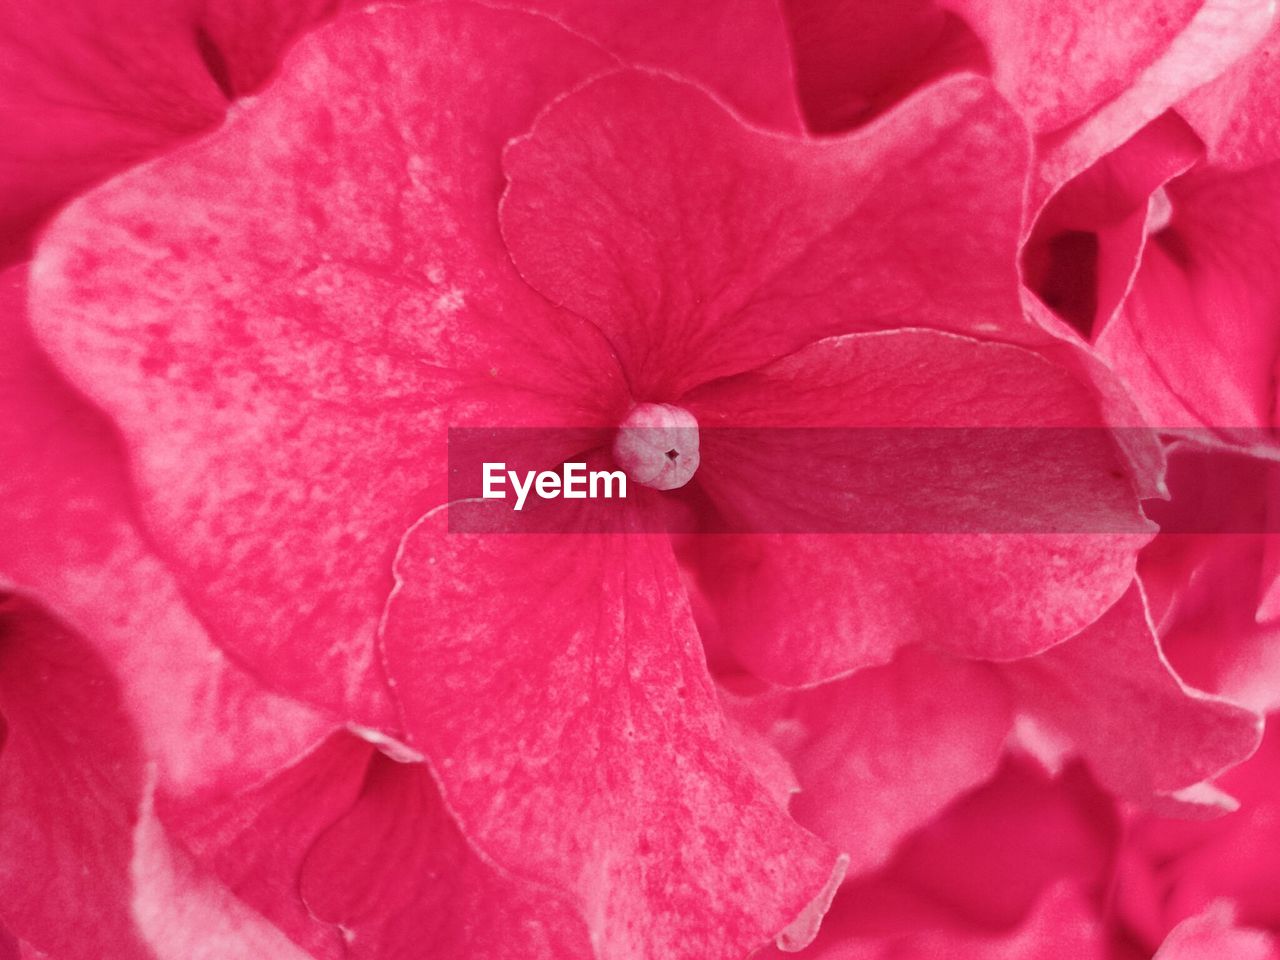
<box><xmin>446</xmin><ymin>427</ymin><xmax>1280</xmax><ymax>534</ymax></box>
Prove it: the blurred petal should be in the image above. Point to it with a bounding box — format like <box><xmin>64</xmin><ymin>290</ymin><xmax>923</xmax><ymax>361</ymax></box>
<box><xmin>1154</xmin><ymin>902</ymin><xmax>1278</xmax><ymax>960</ymax></box>
<box><xmin>732</xmin><ymin>646</ymin><xmax>1011</xmax><ymax>875</ymax></box>
<box><xmin>1001</xmin><ymin>583</ymin><xmax>1263</xmax><ymax>802</ymax></box>
<box><xmin>0</xmin><ymin>598</ymin><xmax>148</xmax><ymax>959</ymax></box>
<box><xmin>0</xmin><ymin>0</ymin><xmax>382</xmax><ymax>262</ymax></box>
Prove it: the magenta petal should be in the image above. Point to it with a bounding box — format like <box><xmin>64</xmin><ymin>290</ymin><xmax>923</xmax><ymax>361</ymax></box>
<box><xmin>1126</xmin><ymin>721</ymin><xmax>1280</xmax><ymax>937</ymax></box>
<box><xmin>882</xmin><ymin>758</ymin><xmax>1118</xmax><ymax>932</ymax></box>
<box><xmin>28</xmin><ymin>3</ymin><xmax>625</xmax><ymax>717</ymax></box>
<box><xmin>299</xmin><ymin>747</ymin><xmax>593</xmax><ymax>959</ymax></box>
<box><xmin>1097</xmin><ymin>163</ymin><xmax>1280</xmax><ymax>430</ymax></box>
<box><xmin>380</xmin><ymin>504</ymin><xmax>843</xmax><ymax>959</ymax></box>
<box><xmin>779</xmin><ymin>0</ymin><xmax>983</xmax><ymax>133</ymax></box>
<box><xmin>1</xmin><ymin>267</ymin><xmax>330</xmax><ymax>788</ymax></box>
<box><xmin>1034</xmin><ymin>0</ymin><xmax>1275</xmax><ymax>201</ymax></box>
<box><xmin>948</xmin><ymin>0</ymin><xmax>1200</xmax><ymax>133</ymax></box>
<box><xmin>1024</xmin><ymin>110</ymin><xmax>1204</xmax><ymax>337</ymax></box>
<box><xmin>746</xmin><ymin>646</ymin><xmax>1012</xmax><ymax>876</ymax></box>
<box><xmin>163</xmin><ymin>732</ymin><xmax>371</xmax><ymax>959</ymax></box>
<box><xmin>1179</xmin><ymin>19</ymin><xmax>1280</xmax><ymax>170</ymax></box>
<box><xmin>902</xmin><ymin>883</ymin><xmax>1107</xmax><ymax>960</ymax></box>
<box><xmin>756</xmin><ymin>855</ymin><xmax>1111</xmax><ymax>959</ymax></box>
<box><xmin>0</xmin><ymin>599</ymin><xmax>149</xmax><ymax>959</ymax></box>
<box><xmin>0</xmin><ymin>0</ymin><xmax>221</xmax><ymax>263</ymax></box>
<box><xmin>1154</xmin><ymin>903</ymin><xmax>1278</xmax><ymax>960</ymax></box>
<box><xmin>501</xmin><ymin>71</ymin><xmax>1031</xmax><ymax>396</ymax></box>
<box><xmin>682</xmin><ymin>330</ymin><xmax>1149</xmax><ymax>683</ymax></box>
<box><xmin>525</xmin><ymin>0</ymin><xmax>803</xmax><ymax>131</ymax></box>
<box><xmin>1001</xmin><ymin>583</ymin><xmax>1264</xmax><ymax>801</ymax></box>
<box><xmin>0</xmin><ymin>0</ymin><xmax>380</xmax><ymax>263</ymax></box>
<box><xmin>132</xmin><ymin>787</ymin><xmax>321</xmax><ymax>960</ymax></box>
<box><xmin>195</xmin><ymin>0</ymin><xmax>374</xmax><ymax>99</ymax></box>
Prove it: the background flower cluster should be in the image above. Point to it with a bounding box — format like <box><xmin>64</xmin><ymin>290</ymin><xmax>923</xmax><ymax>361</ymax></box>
<box><xmin>1</xmin><ymin>1</ymin><xmax>1278</xmax><ymax>958</ymax></box>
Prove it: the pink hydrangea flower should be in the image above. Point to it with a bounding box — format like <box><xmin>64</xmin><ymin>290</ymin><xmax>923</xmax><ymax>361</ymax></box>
<box><xmin>1</xmin><ymin>0</ymin><xmax>1277</xmax><ymax>957</ymax></box>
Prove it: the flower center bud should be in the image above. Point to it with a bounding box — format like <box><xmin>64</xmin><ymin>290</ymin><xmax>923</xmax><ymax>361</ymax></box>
<box><xmin>612</xmin><ymin>403</ymin><xmax>700</xmax><ymax>491</ymax></box>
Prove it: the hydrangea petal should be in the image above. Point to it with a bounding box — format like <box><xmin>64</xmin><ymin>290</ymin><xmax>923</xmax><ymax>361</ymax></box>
<box><xmin>1034</xmin><ymin>0</ymin><xmax>1274</xmax><ymax>203</ymax></box>
<box><xmin>0</xmin><ymin>0</ymin><xmax>391</xmax><ymax>263</ymax></box>
<box><xmin>163</xmin><ymin>732</ymin><xmax>369</xmax><ymax>958</ymax></box>
<box><xmin>1024</xmin><ymin>110</ymin><xmax>1204</xmax><ymax>338</ymax></box>
<box><xmin>778</xmin><ymin>0</ymin><xmax>983</xmax><ymax>133</ymax></box>
<box><xmin>1154</xmin><ymin>902</ymin><xmax>1278</xmax><ymax>960</ymax></box>
<box><xmin>1001</xmin><ymin>583</ymin><xmax>1264</xmax><ymax>801</ymax></box>
<box><xmin>299</xmin><ymin>743</ymin><xmax>594</xmax><ymax>959</ymax></box>
<box><xmin>131</xmin><ymin>789</ymin><xmax>319</xmax><ymax>960</ymax></box>
<box><xmin>380</xmin><ymin>503</ymin><xmax>843</xmax><ymax>960</ymax></box>
<box><xmin>166</xmin><ymin>730</ymin><xmax>592</xmax><ymax>959</ymax></box>
<box><xmin>1097</xmin><ymin>163</ymin><xmax>1280</xmax><ymax>430</ymax></box>
<box><xmin>0</xmin><ymin>266</ymin><xmax>330</xmax><ymax>788</ymax></box>
<box><xmin>28</xmin><ymin>3</ymin><xmax>627</xmax><ymax>716</ymax></box>
<box><xmin>1179</xmin><ymin>18</ymin><xmax>1280</xmax><ymax>170</ymax></box>
<box><xmin>681</xmin><ymin>330</ymin><xmax>1149</xmax><ymax>682</ymax></box>
<box><xmin>780</xmin><ymin>0</ymin><xmax>1224</xmax><ymax>139</ymax></box>
<box><xmin>901</xmin><ymin>883</ymin><xmax>1106</xmax><ymax>960</ymax></box>
<box><xmin>1140</xmin><ymin>443</ymin><xmax>1280</xmax><ymax>714</ymax></box>
<box><xmin>756</xmin><ymin>876</ymin><xmax>1109</xmax><ymax>959</ymax></box>
<box><xmin>0</xmin><ymin>598</ymin><xmax>149</xmax><ymax>959</ymax></box>
<box><xmin>730</xmin><ymin>646</ymin><xmax>1012</xmax><ymax>875</ymax></box>
<box><xmin>1127</xmin><ymin>721</ymin><xmax>1280</xmax><ymax>936</ymax></box>
<box><xmin>526</xmin><ymin>0</ymin><xmax>803</xmax><ymax>131</ymax></box>
<box><xmin>501</xmin><ymin>70</ymin><xmax>1031</xmax><ymax>397</ymax></box>
<box><xmin>947</xmin><ymin>0</ymin><xmax>1200</xmax><ymax>133</ymax></box>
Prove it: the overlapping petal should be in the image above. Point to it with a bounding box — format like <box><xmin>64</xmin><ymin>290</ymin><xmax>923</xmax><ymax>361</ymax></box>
<box><xmin>381</xmin><ymin>503</ymin><xmax>844</xmax><ymax>959</ymax></box>
<box><xmin>166</xmin><ymin>730</ymin><xmax>593</xmax><ymax>960</ymax></box>
<box><xmin>1034</xmin><ymin>0</ymin><xmax>1275</xmax><ymax>201</ymax></box>
<box><xmin>1153</xmin><ymin>903</ymin><xmax>1278</xmax><ymax>960</ymax></box>
<box><xmin>1001</xmin><ymin>583</ymin><xmax>1263</xmax><ymax>802</ymax></box>
<box><xmin>0</xmin><ymin>0</ymin><xmax>380</xmax><ymax>263</ymax></box>
<box><xmin>779</xmin><ymin>0</ymin><xmax>983</xmax><ymax>133</ymax></box>
<box><xmin>779</xmin><ymin>0</ymin><xmax>1271</xmax><ymax>160</ymax></box>
<box><xmin>1</xmin><ymin>266</ymin><xmax>326</xmax><ymax>791</ymax></box>
<box><xmin>1097</xmin><ymin>163</ymin><xmax>1280</xmax><ymax>430</ymax></box>
<box><xmin>501</xmin><ymin>70</ymin><xmax>1033</xmax><ymax>397</ymax></box>
<box><xmin>28</xmin><ymin>3</ymin><xmax>628</xmax><ymax>716</ymax></box>
<box><xmin>682</xmin><ymin>330</ymin><xmax>1150</xmax><ymax>682</ymax></box>
<box><xmin>725</xmin><ymin>646</ymin><xmax>1012</xmax><ymax>876</ymax></box>
<box><xmin>525</xmin><ymin>0</ymin><xmax>803</xmax><ymax>131</ymax></box>
<box><xmin>1180</xmin><ymin>18</ymin><xmax>1280</xmax><ymax>170</ymax></box>
<box><xmin>947</xmin><ymin>0</ymin><xmax>1202</xmax><ymax>133</ymax></box>
<box><xmin>0</xmin><ymin>598</ymin><xmax>149</xmax><ymax>959</ymax></box>
<box><xmin>753</xmin><ymin>756</ymin><xmax>1121</xmax><ymax>959</ymax></box>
